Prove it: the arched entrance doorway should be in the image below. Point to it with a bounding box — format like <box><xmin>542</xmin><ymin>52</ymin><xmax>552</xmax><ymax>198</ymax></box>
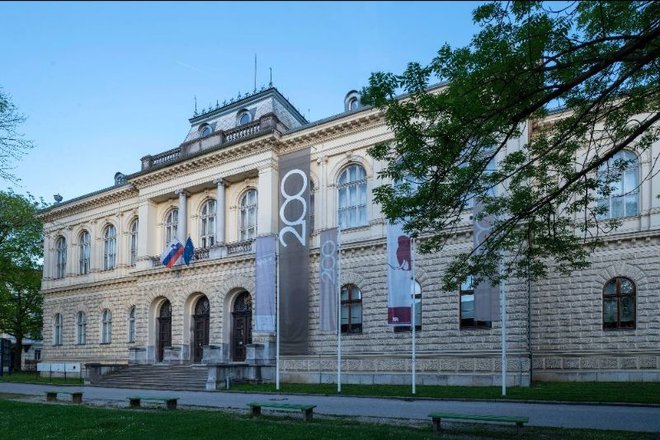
<box><xmin>192</xmin><ymin>296</ymin><xmax>210</xmax><ymax>363</ymax></box>
<box><xmin>232</xmin><ymin>291</ymin><xmax>252</xmax><ymax>362</ymax></box>
<box><xmin>157</xmin><ymin>300</ymin><xmax>172</xmax><ymax>362</ymax></box>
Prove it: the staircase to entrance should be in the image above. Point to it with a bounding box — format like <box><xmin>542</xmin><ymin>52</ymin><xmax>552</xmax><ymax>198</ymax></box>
<box><xmin>94</xmin><ymin>364</ymin><xmax>208</xmax><ymax>391</ymax></box>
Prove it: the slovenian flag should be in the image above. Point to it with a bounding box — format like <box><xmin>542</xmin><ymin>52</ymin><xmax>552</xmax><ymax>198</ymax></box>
<box><xmin>161</xmin><ymin>238</ymin><xmax>184</xmax><ymax>268</ymax></box>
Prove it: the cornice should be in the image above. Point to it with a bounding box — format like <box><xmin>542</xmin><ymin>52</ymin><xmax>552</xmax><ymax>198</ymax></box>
<box><xmin>280</xmin><ymin>111</ymin><xmax>386</xmax><ymax>154</ymax></box>
<box><xmin>129</xmin><ymin>134</ymin><xmax>281</xmax><ymax>189</ymax></box>
<box><xmin>39</xmin><ymin>185</ymin><xmax>139</xmax><ymax>223</ymax></box>
<box><xmin>42</xmin><ymin>274</ymin><xmax>137</xmax><ymax>296</ymax></box>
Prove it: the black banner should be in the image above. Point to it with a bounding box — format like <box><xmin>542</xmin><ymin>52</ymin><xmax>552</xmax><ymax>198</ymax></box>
<box><xmin>278</xmin><ymin>148</ymin><xmax>311</xmax><ymax>355</ymax></box>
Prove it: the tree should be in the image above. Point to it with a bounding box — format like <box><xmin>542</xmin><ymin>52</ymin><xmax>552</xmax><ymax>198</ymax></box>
<box><xmin>0</xmin><ymin>87</ymin><xmax>33</xmax><ymax>182</ymax></box>
<box><xmin>362</xmin><ymin>1</ymin><xmax>660</xmax><ymax>290</ymax></box>
<box><xmin>0</xmin><ymin>190</ymin><xmax>43</xmax><ymax>371</ymax></box>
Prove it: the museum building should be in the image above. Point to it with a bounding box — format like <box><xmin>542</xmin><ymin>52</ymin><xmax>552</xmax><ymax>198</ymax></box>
<box><xmin>39</xmin><ymin>85</ymin><xmax>660</xmax><ymax>387</ymax></box>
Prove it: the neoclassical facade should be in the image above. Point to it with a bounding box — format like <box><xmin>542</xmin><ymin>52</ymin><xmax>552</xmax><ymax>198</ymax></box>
<box><xmin>40</xmin><ymin>86</ymin><xmax>660</xmax><ymax>386</ymax></box>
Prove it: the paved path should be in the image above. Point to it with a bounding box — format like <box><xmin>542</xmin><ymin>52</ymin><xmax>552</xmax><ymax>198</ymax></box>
<box><xmin>2</xmin><ymin>382</ymin><xmax>660</xmax><ymax>433</ymax></box>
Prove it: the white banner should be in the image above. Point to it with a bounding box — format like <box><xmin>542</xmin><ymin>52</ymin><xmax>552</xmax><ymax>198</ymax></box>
<box><xmin>319</xmin><ymin>228</ymin><xmax>338</xmax><ymax>332</ymax></box>
<box><xmin>387</xmin><ymin>221</ymin><xmax>412</xmax><ymax>325</ymax></box>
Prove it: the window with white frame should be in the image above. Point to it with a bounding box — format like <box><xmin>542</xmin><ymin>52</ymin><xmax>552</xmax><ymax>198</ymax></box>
<box><xmin>128</xmin><ymin>306</ymin><xmax>136</xmax><ymax>343</ymax></box>
<box><xmin>55</xmin><ymin>236</ymin><xmax>67</xmax><ymax>279</ymax></box>
<box><xmin>598</xmin><ymin>151</ymin><xmax>639</xmax><ymax>219</ymax></box>
<box><xmin>77</xmin><ymin>311</ymin><xmax>86</xmax><ymax>345</ymax></box>
<box><xmin>79</xmin><ymin>230</ymin><xmax>91</xmax><ymax>275</ymax></box>
<box><xmin>54</xmin><ymin>313</ymin><xmax>63</xmax><ymax>345</ymax></box>
<box><xmin>101</xmin><ymin>309</ymin><xmax>112</xmax><ymax>344</ymax></box>
<box><xmin>240</xmin><ymin>189</ymin><xmax>257</xmax><ymax>241</ymax></box>
<box><xmin>338</xmin><ymin>164</ymin><xmax>367</xmax><ymax>229</ymax></box>
<box><xmin>164</xmin><ymin>209</ymin><xmax>178</xmax><ymax>245</ymax></box>
<box><xmin>200</xmin><ymin>199</ymin><xmax>216</xmax><ymax>248</ymax></box>
<box><xmin>129</xmin><ymin>219</ymin><xmax>138</xmax><ymax>266</ymax></box>
<box><xmin>103</xmin><ymin>225</ymin><xmax>117</xmax><ymax>270</ymax></box>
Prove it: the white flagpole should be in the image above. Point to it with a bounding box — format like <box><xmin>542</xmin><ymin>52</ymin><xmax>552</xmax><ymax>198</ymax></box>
<box><xmin>337</xmin><ymin>227</ymin><xmax>342</xmax><ymax>393</ymax></box>
<box><xmin>500</xmin><ymin>258</ymin><xmax>507</xmax><ymax>396</ymax></box>
<box><xmin>276</xmin><ymin>245</ymin><xmax>281</xmax><ymax>391</ymax></box>
<box><xmin>411</xmin><ymin>238</ymin><xmax>416</xmax><ymax>395</ymax></box>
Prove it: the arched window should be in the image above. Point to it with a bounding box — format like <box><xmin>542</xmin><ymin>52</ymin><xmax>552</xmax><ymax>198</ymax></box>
<box><xmin>77</xmin><ymin>311</ymin><xmax>86</xmax><ymax>345</ymax></box>
<box><xmin>200</xmin><ymin>199</ymin><xmax>216</xmax><ymax>248</ymax></box>
<box><xmin>394</xmin><ymin>281</ymin><xmax>422</xmax><ymax>332</ymax></box>
<box><xmin>200</xmin><ymin>125</ymin><xmax>212</xmax><ymax>137</ymax></box>
<box><xmin>598</xmin><ymin>151</ymin><xmax>639</xmax><ymax>219</ymax></box>
<box><xmin>101</xmin><ymin>309</ymin><xmax>112</xmax><ymax>344</ymax></box>
<box><xmin>341</xmin><ymin>284</ymin><xmax>362</xmax><ymax>334</ymax></box>
<box><xmin>240</xmin><ymin>189</ymin><xmax>257</xmax><ymax>240</ymax></box>
<box><xmin>349</xmin><ymin>97</ymin><xmax>359</xmax><ymax>111</ymax></box>
<box><xmin>238</xmin><ymin>111</ymin><xmax>251</xmax><ymax>125</ymax></box>
<box><xmin>54</xmin><ymin>313</ymin><xmax>63</xmax><ymax>346</ymax></box>
<box><xmin>55</xmin><ymin>236</ymin><xmax>67</xmax><ymax>279</ymax></box>
<box><xmin>103</xmin><ymin>225</ymin><xmax>117</xmax><ymax>270</ymax></box>
<box><xmin>603</xmin><ymin>277</ymin><xmax>636</xmax><ymax>329</ymax></box>
<box><xmin>164</xmin><ymin>209</ymin><xmax>178</xmax><ymax>245</ymax></box>
<box><xmin>459</xmin><ymin>276</ymin><xmax>492</xmax><ymax>329</ymax></box>
<box><xmin>128</xmin><ymin>306</ymin><xmax>136</xmax><ymax>343</ymax></box>
<box><xmin>129</xmin><ymin>219</ymin><xmax>138</xmax><ymax>266</ymax></box>
<box><xmin>79</xmin><ymin>230</ymin><xmax>91</xmax><ymax>275</ymax></box>
<box><xmin>338</xmin><ymin>164</ymin><xmax>367</xmax><ymax>229</ymax></box>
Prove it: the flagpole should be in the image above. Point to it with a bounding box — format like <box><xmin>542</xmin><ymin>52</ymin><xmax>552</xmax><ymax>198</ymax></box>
<box><xmin>337</xmin><ymin>227</ymin><xmax>342</xmax><ymax>393</ymax></box>
<box><xmin>500</xmin><ymin>258</ymin><xmax>507</xmax><ymax>396</ymax></box>
<box><xmin>411</xmin><ymin>238</ymin><xmax>416</xmax><ymax>395</ymax></box>
<box><xmin>276</xmin><ymin>245</ymin><xmax>281</xmax><ymax>391</ymax></box>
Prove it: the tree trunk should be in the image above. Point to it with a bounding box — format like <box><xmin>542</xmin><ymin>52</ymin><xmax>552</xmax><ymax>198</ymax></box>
<box><xmin>11</xmin><ymin>336</ymin><xmax>23</xmax><ymax>372</ymax></box>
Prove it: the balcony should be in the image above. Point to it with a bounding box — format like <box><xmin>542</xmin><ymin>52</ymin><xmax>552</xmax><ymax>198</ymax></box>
<box><xmin>140</xmin><ymin>114</ymin><xmax>281</xmax><ymax>171</ymax></box>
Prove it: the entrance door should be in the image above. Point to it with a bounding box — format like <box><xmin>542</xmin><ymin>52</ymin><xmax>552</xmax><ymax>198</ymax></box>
<box><xmin>231</xmin><ymin>292</ymin><xmax>252</xmax><ymax>362</ymax></box>
<box><xmin>157</xmin><ymin>300</ymin><xmax>172</xmax><ymax>362</ymax></box>
<box><xmin>192</xmin><ymin>296</ymin><xmax>210</xmax><ymax>363</ymax></box>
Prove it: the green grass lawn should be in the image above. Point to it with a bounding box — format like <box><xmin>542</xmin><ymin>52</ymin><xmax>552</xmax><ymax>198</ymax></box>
<box><xmin>230</xmin><ymin>381</ymin><xmax>660</xmax><ymax>405</ymax></box>
<box><xmin>0</xmin><ymin>397</ymin><xmax>652</xmax><ymax>440</ymax></box>
<box><xmin>0</xmin><ymin>371</ymin><xmax>83</xmax><ymax>385</ymax></box>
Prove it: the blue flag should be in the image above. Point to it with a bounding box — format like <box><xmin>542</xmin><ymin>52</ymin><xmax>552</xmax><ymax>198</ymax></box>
<box><xmin>183</xmin><ymin>237</ymin><xmax>195</xmax><ymax>265</ymax></box>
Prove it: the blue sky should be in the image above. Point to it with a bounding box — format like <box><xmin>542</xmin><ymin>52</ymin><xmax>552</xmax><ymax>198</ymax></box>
<box><xmin>1</xmin><ymin>1</ymin><xmax>482</xmax><ymax>203</ymax></box>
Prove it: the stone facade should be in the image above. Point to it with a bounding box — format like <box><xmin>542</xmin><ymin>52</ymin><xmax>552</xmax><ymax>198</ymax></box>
<box><xmin>39</xmin><ymin>86</ymin><xmax>660</xmax><ymax>386</ymax></box>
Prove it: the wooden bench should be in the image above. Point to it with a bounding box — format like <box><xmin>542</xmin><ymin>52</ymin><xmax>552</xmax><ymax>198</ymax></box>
<box><xmin>128</xmin><ymin>396</ymin><xmax>179</xmax><ymax>410</ymax></box>
<box><xmin>45</xmin><ymin>391</ymin><xmax>83</xmax><ymax>404</ymax></box>
<box><xmin>428</xmin><ymin>412</ymin><xmax>528</xmax><ymax>435</ymax></box>
<box><xmin>247</xmin><ymin>402</ymin><xmax>317</xmax><ymax>421</ymax></box>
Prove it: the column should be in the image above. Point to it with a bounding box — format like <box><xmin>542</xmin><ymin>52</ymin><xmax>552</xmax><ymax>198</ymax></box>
<box><xmin>257</xmin><ymin>165</ymin><xmax>278</xmax><ymax>235</ymax></box>
<box><xmin>136</xmin><ymin>199</ymin><xmax>157</xmax><ymax>270</ymax></box>
<box><xmin>214</xmin><ymin>179</ymin><xmax>226</xmax><ymax>244</ymax></box>
<box><xmin>176</xmin><ymin>189</ymin><xmax>189</xmax><ymax>242</ymax></box>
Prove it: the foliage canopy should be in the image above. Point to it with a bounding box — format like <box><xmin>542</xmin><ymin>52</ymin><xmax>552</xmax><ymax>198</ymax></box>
<box><xmin>362</xmin><ymin>1</ymin><xmax>660</xmax><ymax>290</ymax></box>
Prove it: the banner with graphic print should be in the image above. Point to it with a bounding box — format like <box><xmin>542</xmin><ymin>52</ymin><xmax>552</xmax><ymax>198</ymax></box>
<box><xmin>278</xmin><ymin>147</ymin><xmax>311</xmax><ymax>354</ymax></box>
<box><xmin>387</xmin><ymin>221</ymin><xmax>413</xmax><ymax>325</ymax></box>
<box><xmin>255</xmin><ymin>235</ymin><xmax>277</xmax><ymax>332</ymax></box>
<box><xmin>319</xmin><ymin>228</ymin><xmax>338</xmax><ymax>333</ymax></box>
<box><xmin>472</xmin><ymin>201</ymin><xmax>500</xmax><ymax>321</ymax></box>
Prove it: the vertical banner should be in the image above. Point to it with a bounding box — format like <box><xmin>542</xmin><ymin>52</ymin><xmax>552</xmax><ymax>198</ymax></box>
<box><xmin>278</xmin><ymin>147</ymin><xmax>311</xmax><ymax>355</ymax></box>
<box><xmin>255</xmin><ymin>235</ymin><xmax>277</xmax><ymax>332</ymax></box>
<box><xmin>473</xmin><ymin>201</ymin><xmax>500</xmax><ymax>321</ymax></box>
<box><xmin>387</xmin><ymin>221</ymin><xmax>412</xmax><ymax>325</ymax></box>
<box><xmin>319</xmin><ymin>228</ymin><xmax>338</xmax><ymax>333</ymax></box>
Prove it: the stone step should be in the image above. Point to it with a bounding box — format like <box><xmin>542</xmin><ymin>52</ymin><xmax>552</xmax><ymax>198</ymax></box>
<box><xmin>95</xmin><ymin>364</ymin><xmax>208</xmax><ymax>391</ymax></box>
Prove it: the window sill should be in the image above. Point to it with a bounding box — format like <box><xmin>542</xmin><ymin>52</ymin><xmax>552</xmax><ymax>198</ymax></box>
<box><xmin>99</xmin><ymin>342</ymin><xmax>112</xmax><ymax>345</ymax></box>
